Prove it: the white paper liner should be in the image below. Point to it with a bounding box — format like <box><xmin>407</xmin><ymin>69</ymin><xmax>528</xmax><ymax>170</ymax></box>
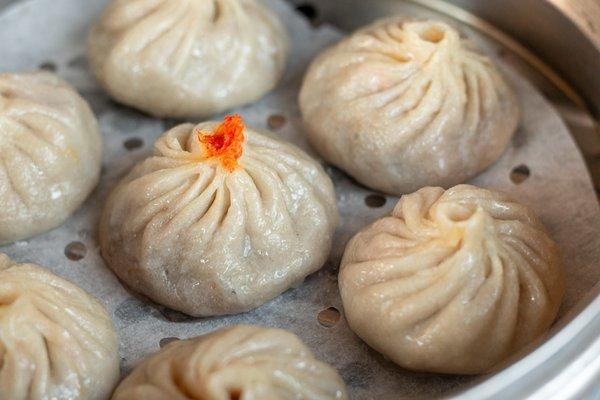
<box><xmin>0</xmin><ymin>0</ymin><xmax>599</xmax><ymax>397</ymax></box>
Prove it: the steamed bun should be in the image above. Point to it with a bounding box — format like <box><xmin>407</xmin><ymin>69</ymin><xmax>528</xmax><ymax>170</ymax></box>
<box><xmin>0</xmin><ymin>253</ymin><xmax>119</xmax><ymax>399</ymax></box>
<box><xmin>299</xmin><ymin>18</ymin><xmax>520</xmax><ymax>195</ymax></box>
<box><xmin>339</xmin><ymin>185</ymin><xmax>565</xmax><ymax>374</ymax></box>
<box><xmin>100</xmin><ymin>115</ymin><xmax>338</xmax><ymax>316</ymax></box>
<box><xmin>0</xmin><ymin>72</ymin><xmax>102</xmax><ymax>244</ymax></box>
<box><xmin>88</xmin><ymin>0</ymin><xmax>290</xmax><ymax>118</ymax></box>
<box><xmin>112</xmin><ymin>325</ymin><xmax>348</xmax><ymax>400</ymax></box>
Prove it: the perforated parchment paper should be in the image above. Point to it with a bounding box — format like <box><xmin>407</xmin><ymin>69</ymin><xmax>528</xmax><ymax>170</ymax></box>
<box><xmin>1</xmin><ymin>0</ymin><xmax>599</xmax><ymax>399</ymax></box>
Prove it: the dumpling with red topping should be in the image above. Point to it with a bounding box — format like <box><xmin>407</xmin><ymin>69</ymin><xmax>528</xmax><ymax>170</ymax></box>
<box><xmin>87</xmin><ymin>0</ymin><xmax>290</xmax><ymax>118</ymax></box>
<box><xmin>99</xmin><ymin>115</ymin><xmax>338</xmax><ymax>316</ymax></box>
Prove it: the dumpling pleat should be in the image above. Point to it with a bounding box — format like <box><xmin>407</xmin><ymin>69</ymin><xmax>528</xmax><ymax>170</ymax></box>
<box><xmin>339</xmin><ymin>185</ymin><xmax>564</xmax><ymax>373</ymax></box>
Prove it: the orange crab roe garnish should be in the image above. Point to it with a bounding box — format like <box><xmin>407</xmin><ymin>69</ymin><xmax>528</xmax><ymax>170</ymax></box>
<box><xmin>197</xmin><ymin>114</ymin><xmax>245</xmax><ymax>172</ymax></box>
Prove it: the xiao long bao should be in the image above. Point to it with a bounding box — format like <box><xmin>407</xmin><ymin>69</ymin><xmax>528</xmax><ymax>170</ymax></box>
<box><xmin>0</xmin><ymin>72</ymin><xmax>102</xmax><ymax>244</ymax></box>
<box><xmin>299</xmin><ymin>18</ymin><xmax>520</xmax><ymax>195</ymax></box>
<box><xmin>112</xmin><ymin>325</ymin><xmax>348</xmax><ymax>400</ymax></box>
<box><xmin>339</xmin><ymin>185</ymin><xmax>565</xmax><ymax>374</ymax></box>
<box><xmin>100</xmin><ymin>115</ymin><xmax>338</xmax><ymax>316</ymax></box>
<box><xmin>0</xmin><ymin>254</ymin><xmax>119</xmax><ymax>400</ymax></box>
<box><xmin>87</xmin><ymin>0</ymin><xmax>290</xmax><ymax>118</ymax></box>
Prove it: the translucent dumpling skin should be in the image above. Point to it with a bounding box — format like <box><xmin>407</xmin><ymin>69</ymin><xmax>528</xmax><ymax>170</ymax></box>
<box><xmin>339</xmin><ymin>185</ymin><xmax>565</xmax><ymax>374</ymax></box>
<box><xmin>299</xmin><ymin>19</ymin><xmax>520</xmax><ymax>195</ymax></box>
<box><xmin>99</xmin><ymin>117</ymin><xmax>338</xmax><ymax>316</ymax></box>
<box><xmin>0</xmin><ymin>72</ymin><xmax>102</xmax><ymax>244</ymax></box>
<box><xmin>112</xmin><ymin>325</ymin><xmax>348</xmax><ymax>400</ymax></box>
<box><xmin>87</xmin><ymin>0</ymin><xmax>290</xmax><ymax>118</ymax></box>
<box><xmin>0</xmin><ymin>254</ymin><xmax>119</xmax><ymax>400</ymax></box>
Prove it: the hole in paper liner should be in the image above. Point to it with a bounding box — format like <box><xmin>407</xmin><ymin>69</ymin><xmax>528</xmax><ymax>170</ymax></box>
<box><xmin>39</xmin><ymin>61</ymin><xmax>57</xmax><ymax>72</ymax></box>
<box><xmin>510</xmin><ymin>164</ymin><xmax>530</xmax><ymax>184</ymax></box>
<box><xmin>317</xmin><ymin>307</ymin><xmax>341</xmax><ymax>328</ymax></box>
<box><xmin>365</xmin><ymin>194</ymin><xmax>387</xmax><ymax>208</ymax></box>
<box><xmin>124</xmin><ymin>137</ymin><xmax>144</xmax><ymax>151</ymax></box>
<box><xmin>159</xmin><ymin>337</ymin><xmax>180</xmax><ymax>348</ymax></box>
<box><xmin>64</xmin><ymin>241</ymin><xmax>86</xmax><ymax>261</ymax></box>
<box><xmin>267</xmin><ymin>114</ymin><xmax>286</xmax><ymax>130</ymax></box>
<box><xmin>296</xmin><ymin>2</ymin><xmax>321</xmax><ymax>26</ymax></box>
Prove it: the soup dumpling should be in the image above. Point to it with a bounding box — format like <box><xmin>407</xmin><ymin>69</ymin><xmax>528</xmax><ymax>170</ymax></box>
<box><xmin>99</xmin><ymin>115</ymin><xmax>338</xmax><ymax>316</ymax></box>
<box><xmin>300</xmin><ymin>18</ymin><xmax>520</xmax><ymax>195</ymax></box>
<box><xmin>0</xmin><ymin>72</ymin><xmax>102</xmax><ymax>244</ymax></box>
<box><xmin>112</xmin><ymin>325</ymin><xmax>348</xmax><ymax>400</ymax></box>
<box><xmin>339</xmin><ymin>185</ymin><xmax>565</xmax><ymax>374</ymax></box>
<box><xmin>0</xmin><ymin>253</ymin><xmax>119</xmax><ymax>399</ymax></box>
<box><xmin>88</xmin><ymin>0</ymin><xmax>290</xmax><ymax>118</ymax></box>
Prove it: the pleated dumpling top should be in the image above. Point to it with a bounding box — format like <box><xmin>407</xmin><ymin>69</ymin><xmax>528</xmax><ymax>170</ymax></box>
<box><xmin>88</xmin><ymin>0</ymin><xmax>290</xmax><ymax>117</ymax></box>
<box><xmin>100</xmin><ymin>115</ymin><xmax>338</xmax><ymax>316</ymax></box>
<box><xmin>112</xmin><ymin>325</ymin><xmax>348</xmax><ymax>400</ymax></box>
<box><xmin>0</xmin><ymin>72</ymin><xmax>102</xmax><ymax>244</ymax></box>
<box><xmin>0</xmin><ymin>253</ymin><xmax>119</xmax><ymax>399</ymax></box>
<box><xmin>300</xmin><ymin>19</ymin><xmax>520</xmax><ymax>195</ymax></box>
<box><xmin>339</xmin><ymin>185</ymin><xmax>565</xmax><ymax>374</ymax></box>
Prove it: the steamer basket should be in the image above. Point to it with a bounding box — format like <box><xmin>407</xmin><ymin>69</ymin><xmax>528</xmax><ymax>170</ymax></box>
<box><xmin>0</xmin><ymin>0</ymin><xmax>598</xmax><ymax>398</ymax></box>
<box><xmin>290</xmin><ymin>1</ymin><xmax>600</xmax><ymax>398</ymax></box>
